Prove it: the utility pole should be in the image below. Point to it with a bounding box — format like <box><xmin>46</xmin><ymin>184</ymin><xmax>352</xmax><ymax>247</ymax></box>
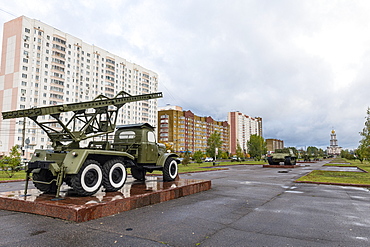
<box><xmin>21</xmin><ymin>117</ymin><xmax>26</xmax><ymax>156</ymax></box>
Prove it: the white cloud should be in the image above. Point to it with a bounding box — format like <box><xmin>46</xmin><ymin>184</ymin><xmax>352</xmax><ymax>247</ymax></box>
<box><xmin>0</xmin><ymin>0</ymin><xmax>369</xmax><ymax>149</ymax></box>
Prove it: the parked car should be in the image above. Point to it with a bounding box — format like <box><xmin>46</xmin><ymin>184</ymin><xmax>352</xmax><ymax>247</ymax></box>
<box><xmin>204</xmin><ymin>157</ymin><xmax>213</xmax><ymax>162</ymax></box>
<box><xmin>231</xmin><ymin>156</ymin><xmax>241</xmax><ymax>162</ymax></box>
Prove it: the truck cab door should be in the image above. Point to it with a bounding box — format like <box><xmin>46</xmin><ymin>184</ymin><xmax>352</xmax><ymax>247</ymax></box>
<box><xmin>146</xmin><ymin>131</ymin><xmax>159</xmax><ymax>163</ymax></box>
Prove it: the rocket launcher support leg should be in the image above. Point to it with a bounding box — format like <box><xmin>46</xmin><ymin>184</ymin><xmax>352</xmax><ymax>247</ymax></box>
<box><xmin>23</xmin><ymin>170</ymin><xmax>31</xmax><ymax>197</ymax></box>
<box><xmin>54</xmin><ymin>166</ymin><xmax>66</xmax><ymax>199</ymax></box>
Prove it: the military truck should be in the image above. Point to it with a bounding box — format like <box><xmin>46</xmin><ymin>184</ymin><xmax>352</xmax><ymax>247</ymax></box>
<box><xmin>267</xmin><ymin>148</ymin><xmax>297</xmax><ymax>166</ymax></box>
<box><xmin>1</xmin><ymin>91</ymin><xmax>179</xmax><ymax>197</ymax></box>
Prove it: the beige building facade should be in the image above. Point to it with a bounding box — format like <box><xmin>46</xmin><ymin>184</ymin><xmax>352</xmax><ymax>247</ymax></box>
<box><xmin>158</xmin><ymin>105</ymin><xmax>229</xmax><ymax>154</ymax></box>
<box><xmin>266</xmin><ymin>139</ymin><xmax>284</xmax><ymax>152</ymax></box>
<box><xmin>0</xmin><ymin>16</ymin><xmax>159</xmax><ymax>158</ymax></box>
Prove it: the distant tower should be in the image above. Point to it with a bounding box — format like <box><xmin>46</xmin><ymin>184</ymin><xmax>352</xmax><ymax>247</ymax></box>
<box><xmin>327</xmin><ymin>129</ymin><xmax>342</xmax><ymax>157</ymax></box>
<box><xmin>330</xmin><ymin>130</ymin><xmax>338</xmax><ymax>147</ymax></box>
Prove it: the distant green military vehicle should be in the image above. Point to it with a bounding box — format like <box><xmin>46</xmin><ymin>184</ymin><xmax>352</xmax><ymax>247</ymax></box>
<box><xmin>267</xmin><ymin>148</ymin><xmax>297</xmax><ymax>166</ymax></box>
<box><xmin>2</xmin><ymin>91</ymin><xmax>179</xmax><ymax>197</ymax></box>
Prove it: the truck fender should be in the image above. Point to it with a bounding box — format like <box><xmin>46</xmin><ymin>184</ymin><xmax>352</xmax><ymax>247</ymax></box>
<box><xmin>156</xmin><ymin>153</ymin><xmax>179</xmax><ymax>167</ymax></box>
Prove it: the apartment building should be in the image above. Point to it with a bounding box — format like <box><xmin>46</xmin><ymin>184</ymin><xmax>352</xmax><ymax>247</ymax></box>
<box><xmin>158</xmin><ymin>105</ymin><xmax>229</xmax><ymax>154</ymax></box>
<box><xmin>228</xmin><ymin>111</ymin><xmax>263</xmax><ymax>154</ymax></box>
<box><xmin>0</xmin><ymin>16</ymin><xmax>159</xmax><ymax>158</ymax></box>
<box><xmin>266</xmin><ymin>139</ymin><xmax>284</xmax><ymax>152</ymax></box>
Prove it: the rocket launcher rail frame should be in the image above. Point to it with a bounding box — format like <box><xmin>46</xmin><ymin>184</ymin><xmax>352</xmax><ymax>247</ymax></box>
<box><xmin>2</xmin><ymin>91</ymin><xmax>162</xmax><ymax>119</ymax></box>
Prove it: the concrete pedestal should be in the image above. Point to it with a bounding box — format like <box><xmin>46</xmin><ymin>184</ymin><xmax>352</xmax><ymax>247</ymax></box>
<box><xmin>262</xmin><ymin>164</ymin><xmax>299</xmax><ymax>168</ymax></box>
<box><xmin>0</xmin><ymin>177</ymin><xmax>211</xmax><ymax>222</ymax></box>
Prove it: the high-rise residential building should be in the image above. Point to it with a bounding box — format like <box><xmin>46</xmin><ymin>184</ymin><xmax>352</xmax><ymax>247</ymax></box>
<box><xmin>0</xmin><ymin>16</ymin><xmax>159</xmax><ymax>158</ymax></box>
<box><xmin>266</xmin><ymin>139</ymin><xmax>284</xmax><ymax>152</ymax></box>
<box><xmin>327</xmin><ymin>129</ymin><xmax>342</xmax><ymax>156</ymax></box>
<box><xmin>158</xmin><ymin>105</ymin><xmax>229</xmax><ymax>154</ymax></box>
<box><xmin>228</xmin><ymin>111</ymin><xmax>262</xmax><ymax>154</ymax></box>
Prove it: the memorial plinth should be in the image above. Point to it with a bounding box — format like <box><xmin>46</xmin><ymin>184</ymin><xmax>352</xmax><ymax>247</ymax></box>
<box><xmin>0</xmin><ymin>177</ymin><xmax>211</xmax><ymax>222</ymax></box>
<box><xmin>262</xmin><ymin>164</ymin><xmax>299</xmax><ymax>168</ymax></box>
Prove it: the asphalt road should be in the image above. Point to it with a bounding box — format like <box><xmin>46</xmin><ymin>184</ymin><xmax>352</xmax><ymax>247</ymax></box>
<box><xmin>1</xmin><ymin>160</ymin><xmax>370</xmax><ymax>247</ymax></box>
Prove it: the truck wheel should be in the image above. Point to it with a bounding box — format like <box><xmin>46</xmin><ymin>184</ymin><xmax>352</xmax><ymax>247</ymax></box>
<box><xmin>33</xmin><ymin>169</ymin><xmax>57</xmax><ymax>194</ymax></box>
<box><xmin>267</xmin><ymin>157</ymin><xmax>274</xmax><ymax>165</ymax></box>
<box><xmin>290</xmin><ymin>158</ymin><xmax>297</xmax><ymax>166</ymax></box>
<box><xmin>71</xmin><ymin>159</ymin><xmax>102</xmax><ymax>196</ymax></box>
<box><xmin>163</xmin><ymin>157</ymin><xmax>178</xmax><ymax>181</ymax></box>
<box><xmin>284</xmin><ymin>157</ymin><xmax>293</xmax><ymax>166</ymax></box>
<box><xmin>102</xmin><ymin>159</ymin><xmax>127</xmax><ymax>192</ymax></box>
<box><xmin>131</xmin><ymin>167</ymin><xmax>146</xmax><ymax>181</ymax></box>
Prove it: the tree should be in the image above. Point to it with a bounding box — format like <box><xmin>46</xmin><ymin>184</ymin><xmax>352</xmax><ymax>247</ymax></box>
<box><xmin>0</xmin><ymin>146</ymin><xmax>22</xmax><ymax>178</ymax></box>
<box><xmin>220</xmin><ymin>150</ymin><xmax>229</xmax><ymax>159</ymax></box>
<box><xmin>307</xmin><ymin>146</ymin><xmax>318</xmax><ymax>159</ymax></box>
<box><xmin>341</xmin><ymin>149</ymin><xmax>354</xmax><ymax>160</ymax></box>
<box><xmin>193</xmin><ymin>150</ymin><xmax>203</xmax><ymax>164</ymax></box>
<box><xmin>318</xmin><ymin>148</ymin><xmax>325</xmax><ymax>158</ymax></box>
<box><xmin>247</xmin><ymin>135</ymin><xmax>267</xmax><ymax>161</ymax></box>
<box><xmin>235</xmin><ymin>142</ymin><xmax>244</xmax><ymax>159</ymax></box>
<box><xmin>206</xmin><ymin>131</ymin><xmax>222</xmax><ymax>159</ymax></box>
<box><xmin>182</xmin><ymin>151</ymin><xmax>191</xmax><ymax>166</ymax></box>
<box><xmin>355</xmin><ymin>146</ymin><xmax>368</xmax><ymax>163</ymax></box>
<box><xmin>358</xmin><ymin>107</ymin><xmax>370</xmax><ymax>162</ymax></box>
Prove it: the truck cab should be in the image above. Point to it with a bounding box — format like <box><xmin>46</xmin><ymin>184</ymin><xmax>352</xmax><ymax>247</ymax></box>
<box><xmin>113</xmin><ymin>123</ymin><xmax>167</xmax><ymax>164</ymax></box>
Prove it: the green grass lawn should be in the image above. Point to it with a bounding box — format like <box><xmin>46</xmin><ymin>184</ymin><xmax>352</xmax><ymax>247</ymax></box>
<box><xmin>0</xmin><ymin>170</ymin><xmax>27</xmax><ymax>181</ymax></box>
<box><xmin>151</xmin><ymin>160</ymin><xmax>266</xmax><ymax>175</ymax></box>
<box><xmin>296</xmin><ymin>159</ymin><xmax>370</xmax><ymax>185</ymax></box>
<box><xmin>296</xmin><ymin>170</ymin><xmax>370</xmax><ymax>185</ymax></box>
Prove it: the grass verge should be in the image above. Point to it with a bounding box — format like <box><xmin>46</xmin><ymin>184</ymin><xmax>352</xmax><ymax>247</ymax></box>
<box><xmin>296</xmin><ymin>170</ymin><xmax>370</xmax><ymax>185</ymax></box>
<box><xmin>177</xmin><ymin>160</ymin><xmax>265</xmax><ymax>173</ymax></box>
<box><xmin>296</xmin><ymin>159</ymin><xmax>370</xmax><ymax>186</ymax></box>
<box><xmin>0</xmin><ymin>171</ymin><xmax>27</xmax><ymax>181</ymax></box>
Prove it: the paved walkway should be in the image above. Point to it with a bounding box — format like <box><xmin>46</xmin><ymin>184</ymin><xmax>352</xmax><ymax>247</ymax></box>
<box><xmin>1</xmin><ymin>160</ymin><xmax>370</xmax><ymax>246</ymax></box>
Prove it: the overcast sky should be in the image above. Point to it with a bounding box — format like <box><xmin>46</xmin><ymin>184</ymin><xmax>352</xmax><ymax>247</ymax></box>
<box><xmin>0</xmin><ymin>0</ymin><xmax>369</xmax><ymax>150</ymax></box>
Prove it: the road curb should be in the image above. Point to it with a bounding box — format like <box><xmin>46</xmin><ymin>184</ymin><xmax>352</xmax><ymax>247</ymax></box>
<box><xmin>295</xmin><ymin>180</ymin><xmax>370</xmax><ymax>188</ymax></box>
<box><xmin>0</xmin><ymin>179</ymin><xmax>25</xmax><ymax>183</ymax></box>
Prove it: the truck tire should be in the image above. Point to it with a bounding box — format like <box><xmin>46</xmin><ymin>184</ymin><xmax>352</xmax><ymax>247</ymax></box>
<box><xmin>290</xmin><ymin>158</ymin><xmax>297</xmax><ymax>166</ymax></box>
<box><xmin>131</xmin><ymin>167</ymin><xmax>146</xmax><ymax>181</ymax></box>
<box><xmin>284</xmin><ymin>157</ymin><xmax>295</xmax><ymax>166</ymax></box>
<box><xmin>267</xmin><ymin>157</ymin><xmax>279</xmax><ymax>165</ymax></box>
<box><xmin>33</xmin><ymin>169</ymin><xmax>57</xmax><ymax>194</ymax></box>
<box><xmin>163</xmin><ymin>157</ymin><xmax>178</xmax><ymax>181</ymax></box>
<box><xmin>102</xmin><ymin>159</ymin><xmax>127</xmax><ymax>192</ymax></box>
<box><xmin>71</xmin><ymin>159</ymin><xmax>103</xmax><ymax>196</ymax></box>
<box><xmin>291</xmin><ymin>158</ymin><xmax>296</xmax><ymax>166</ymax></box>
<box><xmin>267</xmin><ymin>157</ymin><xmax>274</xmax><ymax>165</ymax></box>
